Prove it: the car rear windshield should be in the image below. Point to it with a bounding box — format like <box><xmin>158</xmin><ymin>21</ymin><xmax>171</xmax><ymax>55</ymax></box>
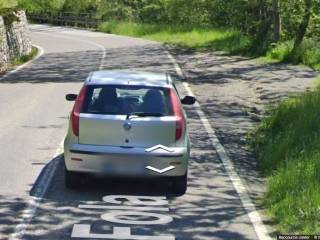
<box><xmin>82</xmin><ymin>85</ymin><xmax>174</xmax><ymax>116</ymax></box>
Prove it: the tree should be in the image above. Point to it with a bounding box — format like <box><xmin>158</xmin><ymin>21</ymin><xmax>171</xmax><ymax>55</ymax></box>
<box><xmin>0</xmin><ymin>0</ymin><xmax>18</xmax><ymax>26</ymax></box>
<box><xmin>291</xmin><ymin>0</ymin><xmax>313</xmax><ymax>55</ymax></box>
<box><xmin>0</xmin><ymin>0</ymin><xmax>17</xmax><ymax>10</ymax></box>
<box><xmin>272</xmin><ymin>0</ymin><xmax>281</xmax><ymax>42</ymax></box>
<box><xmin>18</xmin><ymin>0</ymin><xmax>65</xmax><ymax>13</ymax></box>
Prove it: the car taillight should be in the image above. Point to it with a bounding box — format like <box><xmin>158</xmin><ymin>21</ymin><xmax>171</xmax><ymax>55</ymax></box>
<box><xmin>170</xmin><ymin>88</ymin><xmax>186</xmax><ymax>140</ymax></box>
<box><xmin>71</xmin><ymin>85</ymin><xmax>87</xmax><ymax>136</ymax></box>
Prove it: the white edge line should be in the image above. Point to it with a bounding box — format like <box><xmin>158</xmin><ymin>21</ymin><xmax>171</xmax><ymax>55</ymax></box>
<box><xmin>10</xmin><ymin>31</ymin><xmax>106</xmax><ymax>240</ymax></box>
<box><xmin>164</xmin><ymin>48</ymin><xmax>272</xmax><ymax>240</ymax></box>
<box><xmin>10</xmin><ymin>139</ymin><xmax>64</xmax><ymax>240</ymax></box>
<box><xmin>33</xmin><ymin>31</ymin><xmax>106</xmax><ymax>71</ymax></box>
<box><xmin>0</xmin><ymin>44</ymin><xmax>44</xmax><ymax>81</ymax></box>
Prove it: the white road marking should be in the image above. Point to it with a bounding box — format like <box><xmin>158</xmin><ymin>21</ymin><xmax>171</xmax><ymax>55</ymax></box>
<box><xmin>10</xmin><ymin>139</ymin><xmax>64</xmax><ymax>240</ymax></box>
<box><xmin>0</xmin><ymin>44</ymin><xmax>44</xmax><ymax>81</ymax></box>
<box><xmin>165</xmin><ymin>51</ymin><xmax>185</xmax><ymax>79</ymax></box>
<box><xmin>164</xmin><ymin>49</ymin><xmax>272</xmax><ymax>240</ymax></box>
<box><xmin>33</xmin><ymin>32</ymin><xmax>106</xmax><ymax>70</ymax></box>
<box><xmin>5</xmin><ymin>42</ymin><xmax>59</xmax><ymax>240</ymax></box>
<box><xmin>102</xmin><ymin>195</ymin><xmax>169</xmax><ymax>206</ymax></box>
<box><xmin>78</xmin><ymin>205</ymin><xmax>170</xmax><ymax>212</ymax></box>
<box><xmin>73</xmin><ymin>195</ymin><xmax>174</xmax><ymax>239</ymax></box>
<box><xmin>10</xmin><ymin>30</ymin><xmax>107</xmax><ymax>239</ymax></box>
<box><xmin>146</xmin><ymin>166</ymin><xmax>175</xmax><ymax>174</ymax></box>
<box><xmin>72</xmin><ymin>225</ymin><xmax>175</xmax><ymax>240</ymax></box>
<box><xmin>101</xmin><ymin>211</ymin><xmax>173</xmax><ymax>225</ymax></box>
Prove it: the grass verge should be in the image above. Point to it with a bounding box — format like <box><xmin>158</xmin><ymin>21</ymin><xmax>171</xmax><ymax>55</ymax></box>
<box><xmin>1</xmin><ymin>46</ymin><xmax>38</xmax><ymax>74</ymax></box>
<box><xmin>99</xmin><ymin>21</ymin><xmax>252</xmax><ymax>54</ymax></box>
<box><xmin>99</xmin><ymin>21</ymin><xmax>320</xmax><ymax>70</ymax></box>
<box><xmin>253</xmin><ymin>78</ymin><xmax>320</xmax><ymax>234</ymax></box>
<box><xmin>266</xmin><ymin>39</ymin><xmax>320</xmax><ymax>71</ymax></box>
<box><xmin>11</xmin><ymin>46</ymin><xmax>39</xmax><ymax>66</ymax></box>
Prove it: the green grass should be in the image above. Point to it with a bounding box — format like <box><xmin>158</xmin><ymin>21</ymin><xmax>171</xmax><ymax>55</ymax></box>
<box><xmin>266</xmin><ymin>39</ymin><xmax>320</xmax><ymax>71</ymax></box>
<box><xmin>11</xmin><ymin>46</ymin><xmax>38</xmax><ymax>65</ymax></box>
<box><xmin>99</xmin><ymin>21</ymin><xmax>252</xmax><ymax>54</ymax></box>
<box><xmin>1</xmin><ymin>46</ymin><xmax>38</xmax><ymax>73</ymax></box>
<box><xmin>100</xmin><ymin>21</ymin><xmax>320</xmax><ymax>70</ymax></box>
<box><xmin>254</xmin><ymin>79</ymin><xmax>320</xmax><ymax>233</ymax></box>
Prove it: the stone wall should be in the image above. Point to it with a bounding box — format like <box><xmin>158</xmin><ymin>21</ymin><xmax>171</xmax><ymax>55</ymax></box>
<box><xmin>0</xmin><ymin>16</ymin><xmax>10</xmax><ymax>67</ymax></box>
<box><xmin>0</xmin><ymin>11</ymin><xmax>32</xmax><ymax>71</ymax></box>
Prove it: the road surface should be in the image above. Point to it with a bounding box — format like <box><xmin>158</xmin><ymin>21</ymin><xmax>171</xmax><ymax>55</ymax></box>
<box><xmin>0</xmin><ymin>25</ymin><xmax>272</xmax><ymax>240</ymax></box>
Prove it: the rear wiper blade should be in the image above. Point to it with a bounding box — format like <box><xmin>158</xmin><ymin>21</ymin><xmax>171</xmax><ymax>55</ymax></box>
<box><xmin>126</xmin><ymin>112</ymin><xmax>164</xmax><ymax>119</ymax></box>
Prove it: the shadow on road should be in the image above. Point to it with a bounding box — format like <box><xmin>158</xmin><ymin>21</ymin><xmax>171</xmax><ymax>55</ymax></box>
<box><xmin>0</xmin><ymin>44</ymin><xmax>178</xmax><ymax>84</ymax></box>
<box><xmin>19</xmin><ymin>102</ymin><xmax>270</xmax><ymax>240</ymax></box>
<box><xmin>0</xmin><ymin>36</ymin><xmax>285</xmax><ymax>239</ymax></box>
<box><xmin>169</xmin><ymin>47</ymin><xmax>317</xmax><ymax>205</ymax></box>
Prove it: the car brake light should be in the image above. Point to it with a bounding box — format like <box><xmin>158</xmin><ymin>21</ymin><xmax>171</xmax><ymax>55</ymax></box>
<box><xmin>71</xmin><ymin>85</ymin><xmax>87</xmax><ymax>136</ymax></box>
<box><xmin>170</xmin><ymin>88</ymin><xmax>186</xmax><ymax>140</ymax></box>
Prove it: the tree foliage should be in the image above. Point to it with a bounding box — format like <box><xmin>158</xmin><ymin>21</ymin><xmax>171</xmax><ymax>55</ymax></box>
<box><xmin>17</xmin><ymin>0</ymin><xmax>320</xmax><ymax>56</ymax></box>
<box><xmin>0</xmin><ymin>0</ymin><xmax>19</xmax><ymax>26</ymax></box>
<box><xmin>18</xmin><ymin>0</ymin><xmax>65</xmax><ymax>12</ymax></box>
<box><xmin>0</xmin><ymin>0</ymin><xmax>17</xmax><ymax>10</ymax></box>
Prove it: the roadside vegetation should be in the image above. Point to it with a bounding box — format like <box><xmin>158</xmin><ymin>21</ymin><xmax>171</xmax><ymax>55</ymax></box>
<box><xmin>253</xmin><ymin>78</ymin><xmax>320</xmax><ymax>233</ymax></box>
<box><xmin>0</xmin><ymin>0</ymin><xmax>38</xmax><ymax>73</ymax></box>
<box><xmin>18</xmin><ymin>0</ymin><xmax>320</xmax><ymax>70</ymax></box>
<box><xmin>11</xmin><ymin>46</ymin><xmax>38</xmax><ymax>65</ymax></box>
<box><xmin>102</xmin><ymin>20</ymin><xmax>320</xmax><ymax>71</ymax></box>
<box><xmin>0</xmin><ymin>47</ymin><xmax>38</xmax><ymax>73</ymax></box>
<box><xmin>0</xmin><ymin>0</ymin><xmax>18</xmax><ymax>25</ymax></box>
<box><xmin>99</xmin><ymin>22</ymin><xmax>251</xmax><ymax>54</ymax></box>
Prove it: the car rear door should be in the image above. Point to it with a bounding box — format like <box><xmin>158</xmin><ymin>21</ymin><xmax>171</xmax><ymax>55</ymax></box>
<box><xmin>78</xmin><ymin>85</ymin><xmax>177</xmax><ymax>148</ymax></box>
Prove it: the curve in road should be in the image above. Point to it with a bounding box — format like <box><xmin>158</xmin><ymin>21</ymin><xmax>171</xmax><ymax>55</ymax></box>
<box><xmin>0</xmin><ymin>24</ymin><xmax>271</xmax><ymax>240</ymax></box>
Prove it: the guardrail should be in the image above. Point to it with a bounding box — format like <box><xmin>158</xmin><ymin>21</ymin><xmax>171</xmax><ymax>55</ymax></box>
<box><xmin>27</xmin><ymin>12</ymin><xmax>103</xmax><ymax>29</ymax></box>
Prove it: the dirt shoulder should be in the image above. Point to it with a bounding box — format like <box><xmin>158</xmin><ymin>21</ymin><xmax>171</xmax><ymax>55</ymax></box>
<box><xmin>171</xmin><ymin>47</ymin><xmax>317</xmax><ymax>204</ymax></box>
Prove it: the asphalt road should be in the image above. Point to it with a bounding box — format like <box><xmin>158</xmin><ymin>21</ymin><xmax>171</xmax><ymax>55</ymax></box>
<box><xmin>0</xmin><ymin>25</ymin><xmax>269</xmax><ymax>240</ymax></box>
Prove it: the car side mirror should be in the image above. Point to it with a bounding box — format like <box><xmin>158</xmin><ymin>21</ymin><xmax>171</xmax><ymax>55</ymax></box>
<box><xmin>66</xmin><ymin>94</ymin><xmax>77</xmax><ymax>101</ymax></box>
<box><xmin>181</xmin><ymin>96</ymin><xmax>196</xmax><ymax>105</ymax></box>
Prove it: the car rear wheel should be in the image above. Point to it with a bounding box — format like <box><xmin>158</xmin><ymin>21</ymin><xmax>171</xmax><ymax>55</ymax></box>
<box><xmin>65</xmin><ymin>168</ymin><xmax>83</xmax><ymax>189</ymax></box>
<box><xmin>171</xmin><ymin>173</ymin><xmax>187</xmax><ymax>195</ymax></box>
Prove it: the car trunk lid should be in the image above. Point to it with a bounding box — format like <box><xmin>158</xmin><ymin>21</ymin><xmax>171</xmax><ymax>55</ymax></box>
<box><xmin>79</xmin><ymin>114</ymin><xmax>176</xmax><ymax>147</ymax></box>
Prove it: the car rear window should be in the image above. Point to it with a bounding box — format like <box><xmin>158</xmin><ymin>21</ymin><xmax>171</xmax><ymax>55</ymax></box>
<box><xmin>82</xmin><ymin>85</ymin><xmax>174</xmax><ymax>116</ymax></box>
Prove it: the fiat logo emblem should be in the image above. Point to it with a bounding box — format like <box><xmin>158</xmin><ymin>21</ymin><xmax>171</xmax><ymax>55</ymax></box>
<box><xmin>123</xmin><ymin>122</ymin><xmax>132</xmax><ymax>131</ymax></box>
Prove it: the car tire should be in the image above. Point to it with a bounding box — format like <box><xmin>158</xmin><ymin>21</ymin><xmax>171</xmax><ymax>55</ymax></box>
<box><xmin>65</xmin><ymin>168</ymin><xmax>82</xmax><ymax>189</ymax></box>
<box><xmin>171</xmin><ymin>173</ymin><xmax>187</xmax><ymax>195</ymax></box>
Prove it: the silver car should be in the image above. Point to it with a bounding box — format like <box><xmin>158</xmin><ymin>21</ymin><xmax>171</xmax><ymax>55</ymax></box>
<box><xmin>64</xmin><ymin>70</ymin><xmax>196</xmax><ymax>194</ymax></box>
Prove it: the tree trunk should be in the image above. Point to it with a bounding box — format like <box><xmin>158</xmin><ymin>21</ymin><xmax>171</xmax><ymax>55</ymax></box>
<box><xmin>272</xmin><ymin>0</ymin><xmax>281</xmax><ymax>42</ymax></box>
<box><xmin>292</xmin><ymin>0</ymin><xmax>312</xmax><ymax>54</ymax></box>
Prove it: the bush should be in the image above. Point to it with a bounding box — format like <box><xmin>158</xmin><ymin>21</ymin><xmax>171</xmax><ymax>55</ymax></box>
<box><xmin>266</xmin><ymin>39</ymin><xmax>320</xmax><ymax>70</ymax></box>
<box><xmin>267</xmin><ymin>41</ymin><xmax>293</xmax><ymax>62</ymax></box>
<box><xmin>302</xmin><ymin>39</ymin><xmax>320</xmax><ymax>70</ymax></box>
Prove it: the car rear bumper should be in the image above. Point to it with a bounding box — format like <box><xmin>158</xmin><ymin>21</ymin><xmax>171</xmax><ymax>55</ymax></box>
<box><xmin>64</xmin><ymin>143</ymin><xmax>189</xmax><ymax>177</ymax></box>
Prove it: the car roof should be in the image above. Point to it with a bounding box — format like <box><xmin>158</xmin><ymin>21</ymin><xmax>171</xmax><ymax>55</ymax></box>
<box><xmin>86</xmin><ymin>70</ymin><xmax>173</xmax><ymax>87</ymax></box>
